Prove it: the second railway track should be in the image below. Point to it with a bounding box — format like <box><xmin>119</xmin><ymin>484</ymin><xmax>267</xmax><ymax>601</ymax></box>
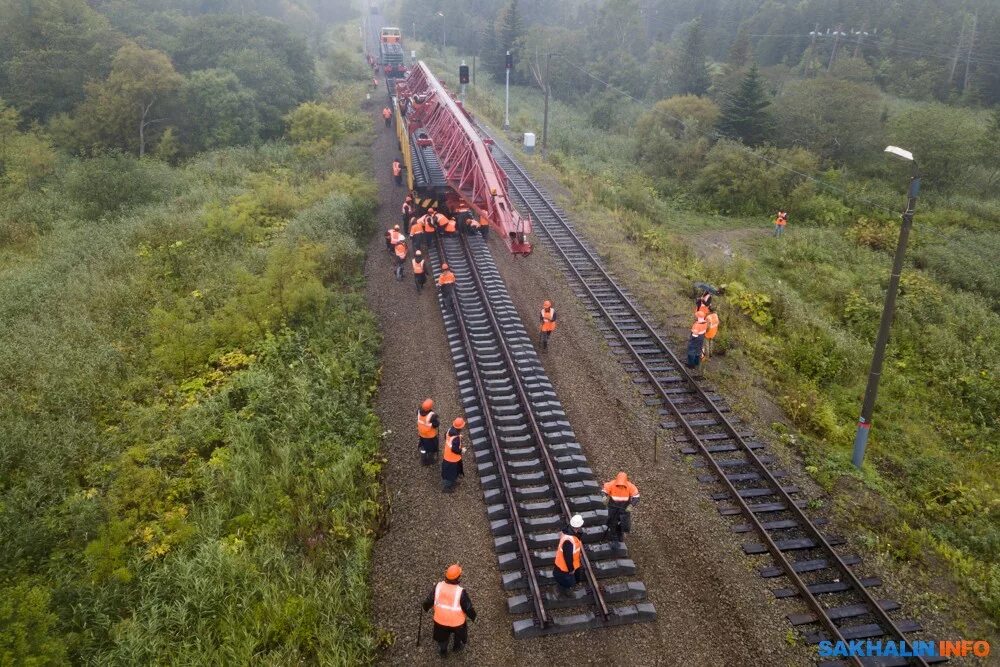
<box><xmin>481</xmin><ymin>126</ymin><xmax>942</xmax><ymax>666</ymax></box>
<box><xmin>427</xmin><ymin>230</ymin><xmax>655</xmax><ymax>637</ymax></box>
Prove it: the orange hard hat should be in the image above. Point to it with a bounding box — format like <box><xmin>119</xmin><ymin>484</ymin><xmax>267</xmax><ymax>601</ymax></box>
<box><xmin>445</xmin><ymin>564</ymin><xmax>462</xmax><ymax>580</ymax></box>
<box><xmin>453</xmin><ymin>417</ymin><xmax>466</xmax><ymax>429</ymax></box>
<box><xmin>421</xmin><ymin>398</ymin><xmax>433</xmax><ymax>411</ymax></box>
<box><xmin>441</xmin><ymin>263</ymin><xmax>449</xmax><ymax>270</ymax></box>
<box><xmin>615</xmin><ymin>471</ymin><xmax>628</xmax><ymax>485</ymax></box>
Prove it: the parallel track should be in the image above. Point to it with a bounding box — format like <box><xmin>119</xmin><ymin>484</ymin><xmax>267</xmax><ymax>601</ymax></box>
<box><xmin>426</xmin><ymin>230</ymin><xmax>654</xmax><ymax>637</ymax></box>
<box><xmin>482</xmin><ymin>130</ymin><xmax>940</xmax><ymax>665</ymax></box>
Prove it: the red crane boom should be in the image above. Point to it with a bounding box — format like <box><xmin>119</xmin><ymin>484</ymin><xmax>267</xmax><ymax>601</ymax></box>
<box><xmin>396</xmin><ymin>61</ymin><xmax>531</xmax><ymax>254</ymax></box>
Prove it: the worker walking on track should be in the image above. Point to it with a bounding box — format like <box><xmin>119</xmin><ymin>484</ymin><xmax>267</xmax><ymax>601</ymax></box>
<box><xmin>441</xmin><ymin>417</ymin><xmax>466</xmax><ymax>493</ymax></box>
<box><xmin>385</xmin><ymin>224</ymin><xmax>404</xmax><ymax>253</ymax></box>
<box><xmin>704</xmin><ymin>306</ymin><xmax>720</xmax><ymax>360</ymax></box>
<box><xmin>437</xmin><ymin>262</ymin><xmax>456</xmax><ymax>310</ymax></box>
<box><xmin>603</xmin><ymin>471</ymin><xmax>640</xmax><ymax>542</ymax></box>
<box><xmin>409</xmin><ymin>213</ymin><xmax>425</xmax><ymax>253</ymax></box>
<box><xmin>412</xmin><ymin>250</ymin><xmax>427</xmax><ymax>291</ymax></box>
<box><xmin>687</xmin><ymin>312</ymin><xmax>708</xmax><ymax>369</ymax></box>
<box><xmin>382</xmin><ymin>106</ymin><xmax>392</xmax><ymax>127</ymax></box>
<box><xmin>417</xmin><ymin>398</ymin><xmax>439</xmax><ymax>465</ymax></box>
<box><xmin>540</xmin><ymin>300</ymin><xmax>557</xmax><ymax>351</ymax></box>
<box><xmin>773</xmin><ymin>209</ymin><xmax>788</xmax><ymax>237</ymax></box>
<box><xmin>553</xmin><ymin>514</ymin><xmax>586</xmax><ymax>597</ymax></box>
<box><xmin>401</xmin><ymin>196</ymin><xmax>413</xmax><ymax>226</ymax></box>
<box><xmin>392</xmin><ymin>158</ymin><xmax>403</xmax><ymax>186</ymax></box>
<box><xmin>421</xmin><ymin>564</ymin><xmax>477</xmax><ymax>657</ymax></box>
<box><xmin>393</xmin><ymin>239</ymin><xmax>407</xmax><ymax>281</ymax></box>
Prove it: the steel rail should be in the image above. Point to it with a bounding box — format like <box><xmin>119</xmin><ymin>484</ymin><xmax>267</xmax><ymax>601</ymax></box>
<box><xmin>441</xmin><ymin>230</ymin><xmax>611</xmax><ymax>623</ymax></box>
<box><xmin>430</xmin><ymin>234</ymin><xmax>549</xmax><ymax>627</ymax></box>
<box><xmin>488</xmin><ymin>137</ymin><xmax>928</xmax><ymax>664</ymax></box>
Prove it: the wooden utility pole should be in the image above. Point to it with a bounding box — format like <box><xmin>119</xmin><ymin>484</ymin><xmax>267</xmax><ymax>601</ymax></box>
<box><xmin>963</xmin><ymin>13</ymin><xmax>977</xmax><ymax>94</ymax></box>
<box><xmin>827</xmin><ymin>24</ymin><xmax>843</xmax><ymax>70</ymax></box>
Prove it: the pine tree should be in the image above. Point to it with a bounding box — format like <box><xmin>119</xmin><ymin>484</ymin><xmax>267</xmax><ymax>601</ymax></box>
<box><xmin>676</xmin><ymin>18</ymin><xmax>711</xmax><ymax>96</ymax></box>
<box><xmin>728</xmin><ymin>25</ymin><xmax>752</xmax><ymax>68</ymax></box>
<box><xmin>717</xmin><ymin>64</ymin><xmax>774</xmax><ymax>146</ymax></box>
<box><xmin>479</xmin><ymin>22</ymin><xmax>500</xmax><ymax>82</ymax></box>
<box><xmin>495</xmin><ymin>0</ymin><xmax>524</xmax><ymax>83</ymax></box>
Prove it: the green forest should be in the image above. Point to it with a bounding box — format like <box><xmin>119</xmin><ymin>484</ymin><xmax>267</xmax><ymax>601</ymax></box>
<box><xmin>1</xmin><ymin>0</ymin><xmax>387</xmax><ymax>663</ymax></box>
<box><xmin>395</xmin><ymin>0</ymin><xmax>1000</xmax><ymax>633</ymax></box>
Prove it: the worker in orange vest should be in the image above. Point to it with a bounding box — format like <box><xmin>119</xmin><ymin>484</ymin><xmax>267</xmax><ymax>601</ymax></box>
<box><xmin>385</xmin><ymin>224</ymin><xmax>404</xmax><ymax>253</ymax></box>
<box><xmin>773</xmin><ymin>209</ymin><xmax>788</xmax><ymax>237</ymax></box>
<box><xmin>553</xmin><ymin>514</ymin><xmax>585</xmax><ymax>597</ymax></box>
<box><xmin>372</xmin><ymin>76</ymin><xmax>379</xmax><ymax>89</ymax></box>
<box><xmin>603</xmin><ymin>471</ymin><xmax>640</xmax><ymax>542</ymax></box>
<box><xmin>421</xmin><ymin>564</ymin><xmax>477</xmax><ymax>657</ymax></box>
<box><xmin>539</xmin><ymin>300</ymin><xmax>557</xmax><ymax>351</ymax></box>
<box><xmin>478</xmin><ymin>212</ymin><xmax>489</xmax><ymax>240</ymax></box>
<box><xmin>392</xmin><ymin>158</ymin><xmax>402</xmax><ymax>186</ymax></box>
<box><xmin>417</xmin><ymin>397</ymin><xmax>439</xmax><ymax>464</ymax></box>
<box><xmin>441</xmin><ymin>417</ymin><xmax>466</xmax><ymax>493</ymax></box>
<box><xmin>687</xmin><ymin>313</ymin><xmax>708</xmax><ymax>369</ymax></box>
<box><xmin>441</xmin><ymin>215</ymin><xmax>457</xmax><ymax>234</ymax></box>
<box><xmin>704</xmin><ymin>306</ymin><xmax>720</xmax><ymax>360</ymax></box>
<box><xmin>409</xmin><ymin>215</ymin><xmax>425</xmax><ymax>253</ymax></box>
<box><xmin>421</xmin><ymin>209</ymin><xmax>437</xmax><ymax>237</ymax></box>
<box><xmin>412</xmin><ymin>250</ymin><xmax>427</xmax><ymax>291</ymax></box>
<box><xmin>393</xmin><ymin>239</ymin><xmax>407</xmax><ymax>281</ymax></box>
<box><xmin>382</xmin><ymin>106</ymin><xmax>392</xmax><ymax>127</ymax></box>
<box><xmin>437</xmin><ymin>262</ymin><xmax>456</xmax><ymax>310</ymax></box>
<box><xmin>401</xmin><ymin>195</ymin><xmax>414</xmax><ymax>225</ymax></box>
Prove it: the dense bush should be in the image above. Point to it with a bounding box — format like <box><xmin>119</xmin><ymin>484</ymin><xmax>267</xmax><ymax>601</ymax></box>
<box><xmin>65</xmin><ymin>152</ymin><xmax>176</xmax><ymax>219</ymax></box>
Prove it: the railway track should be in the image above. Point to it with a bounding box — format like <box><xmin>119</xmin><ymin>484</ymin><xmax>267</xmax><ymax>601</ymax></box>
<box><xmin>481</xmin><ymin>129</ymin><xmax>942</xmax><ymax>665</ymax></box>
<box><xmin>426</xmin><ymin>230</ymin><xmax>655</xmax><ymax>637</ymax></box>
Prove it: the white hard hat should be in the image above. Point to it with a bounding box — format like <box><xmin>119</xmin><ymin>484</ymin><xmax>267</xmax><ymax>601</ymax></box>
<box><xmin>570</xmin><ymin>514</ymin><xmax>584</xmax><ymax>529</ymax></box>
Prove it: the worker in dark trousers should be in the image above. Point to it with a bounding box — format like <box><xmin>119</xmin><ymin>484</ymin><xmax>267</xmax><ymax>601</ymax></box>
<box><xmin>409</xmin><ymin>214</ymin><xmax>425</xmax><ymax>253</ymax></box>
<box><xmin>437</xmin><ymin>262</ymin><xmax>456</xmax><ymax>311</ymax></box>
<box><xmin>603</xmin><ymin>471</ymin><xmax>640</xmax><ymax>542</ymax></box>
<box><xmin>392</xmin><ymin>158</ymin><xmax>403</xmax><ymax>186</ymax></box>
<box><xmin>382</xmin><ymin>106</ymin><xmax>392</xmax><ymax>127</ymax></box>
<box><xmin>412</xmin><ymin>250</ymin><xmax>427</xmax><ymax>291</ymax></box>
<box><xmin>540</xmin><ymin>300</ymin><xmax>557</xmax><ymax>351</ymax></box>
<box><xmin>422</xmin><ymin>564</ymin><xmax>477</xmax><ymax>657</ymax></box>
<box><xmin>441</xmin><ymin>417</ymin><xmax>466</xmax><ymax>493</ymax></box>
<box><xmin>417</xmin><ymin>397</ymin><xmax>439</xmax><ymax>464</ymax></box>
<box><xmin>687</xmin><ymin>313</ymin><xmax>707</xmax><ymax>369</ymax></box>
<box><xmin>401</xmin><ymin>196</ymin><xmax>413</xmax><ymax>226</ymax></box>
<box><xmin>479</xmin><ymin>212</ymin><xmax>489</xmax><ymax>240</ymax></box>
<box><xmin>393</xmin><ymin>239</ymin><xmax>407</xmax><ymax>281</ymax></box>
<box><xmin>552</xmin><ymin>514</ymin><xmax>585</xmax><ymax>597</ymax></box>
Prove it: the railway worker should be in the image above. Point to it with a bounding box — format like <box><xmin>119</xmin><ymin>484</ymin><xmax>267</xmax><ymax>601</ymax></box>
<box><xmin>401</xmin><ymin>196</ymin><xmax>414</xmax><ymax>226</ymax></box>
<box><xmin>393</xmin><ymin>239</ymin><xmax>407</xmax><ymax>281</ymax></box>
<box><xmin>392</xmin><ymin>158</ymin><xmax>403</xmax><ymax>186</ymax></box>
<box><xmin>422</xmin><ymin>564</ymin><xmax>477</xmax><ymax>657</ymax></box>
<box><xmin>687</xmin><ymin>313</ymin><xmax>708</xmax><ymax>369</ymax></box>
<box><xmin>704</xmin><ymin>306</ymin><xmax>720</xmax><ymax>360</ymax></box>
<box><xmin>478</xmin><ymin>212</ymin><xmax>490</xmax><ymax>240</ymax></box>
<box><xmin>385</xmin><ymin>224</ymin><xmax>404</xmax><ymax>253</ymax></box>
<box><xmin>409</xmin><ymin>214</ymin><xmax>425</xmax><ymax>253</ymax></box>
<box><xmin>423</xmin><ymin>208</ymin><xmax>439</xmax><ymax>236</ymax></box>
<box><xmin>603</xmin><ymin>472</ymin><xmax>640</xmax><ymax>542</ymax></box>
<box><xmin>441</xmin><ymin>417</ymin><xmax>466</xmax><ymax>493</ymax></box>
<box><xmin>382</xmin><ymin>106</ymin><xmax>392</xmax><ymax>127</ymax></box>
<box><xmin>412</xmin><ymin>250</ymin><xmax>427</xmax><ymax>291</ymax></box>
<box><xmin>437</xmin><ymin>262</ymin><xmax>456</xmax><ymax>309</ymax></box>
<box><xmin>417</xmin><ymin>397</ymin><xmax>439</xmax><ymax>464</ymax></box>
<box><xmin>441</xmin><ymin>215</ymin><xmax>457</xmax><ymax>234</ymax></box>
<box><xmin>453</xmin><ymin>202</ymin><xmax>471</xmax><ymax>232</ymax></box>
<box><xmin>553</xmin><ymin>514</ymin><xmax>585</xmax><ymax>597</ymax></box>
<box><xmin>465</xmin><ymin>214</ymin><xmax>481</xmax><ymax>236</ymax></box>
<box><xmin>539</xmin><ymin>300</ymin><xmax>557</xmax><ymax>351</ymax></box>
<box><xmin>773</xmin><ymin>209</ymin><xmax>788</xmax><ymax>237</ymax></box>
<box><xmin>372</xmin><ymin>76</ymin><xmax>379</xmax><ymax>89</ymax></box>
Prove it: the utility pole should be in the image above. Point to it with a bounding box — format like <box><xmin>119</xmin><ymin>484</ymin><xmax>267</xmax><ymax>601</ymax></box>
<box><xmin>948</xmin><ymin>16</ymin><xmax>968</xmax><ymax>86</ymax></box>
<box><xmin>852</xmin><ymin>147</ymin><xmax>921</xmax><ymax>469</ymax></box>
<box><xmin>541</xmin><ymin>53</ymin><xmax>553</xmax><ymax>159</ymax></box>
<box><xmin>827</xmin><ymin>24</ymin><xmax>843</xmax><ymax>70</ymax></box>
<box><xmin>472</xmin><ymin>55</ymin><xmax>476</xmax><ymax>86</ymax></box>
<box><xmin>805</xmin><ymin>23</ymin><xmax>819</xmax><ymax>76</ymax></box>
<box><xmin>504</xmin><ymin>50</ymin><xmax>511</xmax><ymax>130</ymax></box>
<box><xmin>963</xmin><ymin>13</ymin><xmax>977</xmax><ymax>94</ymax></box>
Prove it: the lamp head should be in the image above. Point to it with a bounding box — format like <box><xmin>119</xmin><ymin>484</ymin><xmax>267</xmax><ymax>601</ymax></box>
<box><xmin>884</xmin><ymin>145</ymin><xmax>914</xmax><ymax>162</ymax></box>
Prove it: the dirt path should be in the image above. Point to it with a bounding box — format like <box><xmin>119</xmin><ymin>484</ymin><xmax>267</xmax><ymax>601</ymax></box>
<box><xmin>366</xmin><ymin>104</ymin><xmax>811</xmax><ymax>666</ymax></box>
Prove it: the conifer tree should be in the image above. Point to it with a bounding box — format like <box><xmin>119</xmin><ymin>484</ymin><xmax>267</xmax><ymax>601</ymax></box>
<box><xmin>727</xmin><ymin>25</ymin><xmax>752</xmax><ymax>68</ymax></box>
<box><xmin>676</xmin><ymin>18</ymin><xmax>711</xmax><ymax>96</ymax></box>
<box><xmin>494</xmin><ymin>0</ymin><xmax>524</xmax><ymax>83</ymax></box>
<box><xmin>717</xmin><ymin>64</ymin><xmax>774</xmax><ymax>146</ymax></box>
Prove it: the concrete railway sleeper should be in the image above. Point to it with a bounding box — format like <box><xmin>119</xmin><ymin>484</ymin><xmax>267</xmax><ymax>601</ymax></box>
<box><xmin>481</xmin><ymin>126</ymin><xmax>939</xmax><ymax>665</ymax></box>
<box><xmin>427</xmin><ymin>230</ymin><xmax>655</xmax><ymax>638</ymax></box>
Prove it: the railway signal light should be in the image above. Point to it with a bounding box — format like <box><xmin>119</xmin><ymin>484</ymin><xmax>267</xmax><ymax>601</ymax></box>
<box><xmin>505</xmin><ymin>52</ymin><xmax>513</xmax><ymax>70</ymax></box>
<box><xmin>459</xmin><ymin>64</ymin><xmax>469</xmax><ymax>84</ymax></box>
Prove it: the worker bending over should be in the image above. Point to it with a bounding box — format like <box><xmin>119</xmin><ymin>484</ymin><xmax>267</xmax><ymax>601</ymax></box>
<box><xmin>540</xmin><ymin>300</ymin><xmax>557</xmax><ymax>351</ymax></box>
<box><xmin>417</xmin><ymin>398</ymin><xmax>439</xmax><ymax>465</ymax></box>
<box><xmin>437</xmin><ymin>262</ymin><xmax>456</xmax><ymax>310</ymax></box>
<box><xmin>422</xmin><ymin>564</ymin><xmax>477</xmax><ymax>657</ymax></box>
<box><xmin>392</xmin><ymin>158</ymin><xmax>402</xmax><ymax>186</ymax></box>
<box><xmin>412</xmin><ymin>250</ymin><xmax>427</xmax><ymax>292</ymax></box>
<box><xmin>409</xmin><ymin>214</ymin><xmax>424</xmax><ymax>253</ymax></box>
<box><xmin>553</xmin><ymin>514</ymin><xmax>585</xmax><ymax>597</ymax></box>
<box><xmin>603</xmin><ymin>471</ymin><xmax>640</xmax><ymax>542</ymax></box>
<box><xmin>441</xmin><ymin>417</ymin><xmax>466</xmax><ymax>493</ymax></box>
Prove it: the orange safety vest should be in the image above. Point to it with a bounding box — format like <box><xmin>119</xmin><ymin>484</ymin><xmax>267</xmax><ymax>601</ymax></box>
<box><xmin>437</xmin><ymin>270</ymin><xmax>455</xmax><ymax>286</ymax></box>
<box><xmin>422</xmin><ymin>214</ymin><xmax>436</xmax><ymax>234</ymax></box>
<box><xmin>691</xmin><ymin>320</ymin><xmax>708</xmax><ymax>336</ymax></box>
<box><xmin>389</xmin><ymin>229</ymin><xmax>404</xmax><ymax>245</ymax></box>
<box><xmin>775</xmin><ymin>213</ymin><xmax>787</xmax><ymax>226</ymax></box>
<box><xmin>443</xmin><ymin>432</ymin><xmax>462</xmax><ymax>462</ymax></box>
<box><xmin>417</xmin><ymin>408</ymin><xmax>436</xmax><ymax>437</ymax></box>
<box><xmin>410</xmin><ymin>219</ymin><xmax>424</xmax><ymax>236</ymax></box>
<box><xmin>553</xmin><ymin>532</ymin><xmax>582</xmax><ymax>573</ymax></box>
<box><xmin>382</xmin><ymin>107</ymin><xmax>391</xmax><ymax>119</ymax></box>
<box><xmin>433</xmin><ymin>581</ymin><xmax>466</xmax><ymax>627</ymax></box>
<box><xmin>442</xmin><ymin>217</ymin><xmax>457</xmax><ymax>233</ymax></box>
<box><xmin>394</xmin><ymin>242</ymin><xmax>407</xmax><ymax>260</ymax></box>
<box><xmin>603</xmin><ymin>479</ymin><xmax>639</xmax><ymax>502</ymax></box>
<box><xmin>695</xmin><ymin>303</ymin><xmax>709</xmax><ymax>319</ymax></box>
<box><xmin>705</xmin><ymin>312</ymin><xmax>720</xmax><ymax>339</ymax></box>
<box><xmin>479</xmin><ymin>214</ymin><xmax>490</xmax><ymax>228</ymax></box>
<box><xmin>412</xmin><ymin>257</ymin><xmax>425</xmax><ymax>275</ymax></box>
<box><xmin>392</xmin><ymin>161</ymin><xmax>401</xmax><ymax>176</ymax></box>
<box><xmin>540</xmin><ymin>307</ymin><xmax>557</xmax><ymax>332</ymax></box>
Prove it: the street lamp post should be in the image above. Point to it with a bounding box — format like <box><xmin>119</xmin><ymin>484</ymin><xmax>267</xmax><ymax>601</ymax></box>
<box><xmin>504</xmin><ymin>50</ymin><xmax>511</xmax><ymax>130</ymax></box>
<box><xmin>851</xmin><ymin>146</ymin><xmax>921</xmax><ymax>469</ymax></box>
